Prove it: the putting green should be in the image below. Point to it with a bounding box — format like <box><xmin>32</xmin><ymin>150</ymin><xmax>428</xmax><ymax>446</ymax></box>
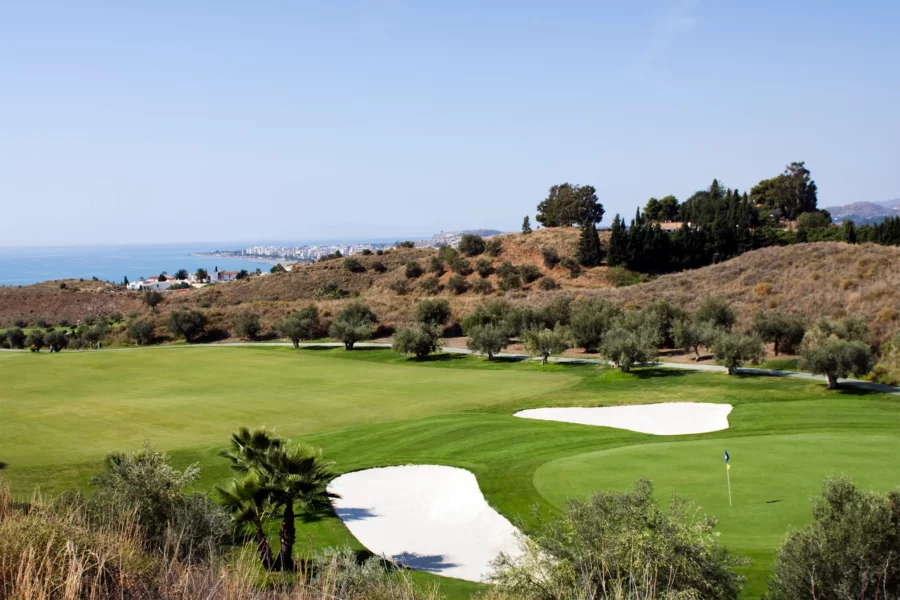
<box><xmin>534</xmin><ymin>431</ymin><xmax>900</xmax><ymax>597</ymax></box>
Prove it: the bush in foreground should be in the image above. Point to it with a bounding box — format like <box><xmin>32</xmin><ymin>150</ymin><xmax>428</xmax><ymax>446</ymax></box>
<box><xmin>767</xmin><ymin>476</ymin><xmax>900</xmax><ymax>599</ymax></box>
<box><xmin>490</xmin><ymin>478</ymin><xmax>746</xmax><ymax>600</ymax></box>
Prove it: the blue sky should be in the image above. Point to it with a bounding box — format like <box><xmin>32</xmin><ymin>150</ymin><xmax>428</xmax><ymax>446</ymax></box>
<box><xmin>2</xmin><ymin>1</ymin><xmax>898</xmax><ymax>246</ymax></box>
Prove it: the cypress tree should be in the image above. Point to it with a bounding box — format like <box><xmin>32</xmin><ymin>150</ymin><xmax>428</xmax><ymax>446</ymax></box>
<box><xmin>578</xmin><ymin>221</ymin><xmax>603</xmax><ymax>267</ymax></box>
<box><xmin>842</xmin><ymin>220</ymin><xmax>857</xmax><ymax>244</ymax></box>
<box><xmin>522</xmin><ymin>216</ymin><xmax>532</xmax><ymax>234</ymax></box>
<box><xmin>607</xmin><ymin>214</ymin><xmax>627</xmax><ymax>267</ymax></box>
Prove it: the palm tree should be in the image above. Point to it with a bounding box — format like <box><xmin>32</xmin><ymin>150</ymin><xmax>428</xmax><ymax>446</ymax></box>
<box><xmin>265</xmin><ymin>445</ymin><xmax>339</xmax><ymax>571</ymax></box>
<box><xmin>216</xmin><ymin>474</ymin><xmax>276</xmax><ymax>570</ymax></box>
<box><xmin>218</xmin><ymin>426</ymin><xmax>338</xmax><ymax>571</ymax></box>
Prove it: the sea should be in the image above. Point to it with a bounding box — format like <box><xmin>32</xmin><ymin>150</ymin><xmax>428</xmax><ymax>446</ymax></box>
<box><xmin>0</xmin><ymin>243</ymin><xmax>298</xmax><ymax>287</ymax></box>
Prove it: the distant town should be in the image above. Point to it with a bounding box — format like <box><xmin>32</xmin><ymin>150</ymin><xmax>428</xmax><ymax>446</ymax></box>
<box><xmin>196</xmin><ymin>229</ymin><xmax>504</xmax><ymax>264</ymax></box>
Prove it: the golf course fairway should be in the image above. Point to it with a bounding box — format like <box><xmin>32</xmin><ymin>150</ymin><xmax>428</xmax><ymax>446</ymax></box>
<box><xmin>2</xmin><ymin>345</ymin><xmax>899</xmax><ymax>599</ymax></box>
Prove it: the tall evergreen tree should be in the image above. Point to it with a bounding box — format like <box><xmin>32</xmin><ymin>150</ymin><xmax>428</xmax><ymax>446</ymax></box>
<box><xmin>522</xmin><ymin>215</ymin><xmax>532</xmax><ymax>234</ymax></box>
<box><xmin>578</xmin><ymin>221</ymin><xmax>603</xmax><ymax>267</ymax></box>
<box><xmin>842</xmin><ymin>220</ymin><xmax>857</xmax><ymax>244</ymax></box>
<box><xmin>607</xmin><ymin>214</ymin><xmax>627</xmax><ymax>267</ymax></box>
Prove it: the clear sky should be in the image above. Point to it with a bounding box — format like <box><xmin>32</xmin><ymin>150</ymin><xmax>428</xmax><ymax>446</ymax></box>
<box><xmin>2</xmin><ymin>1</ymin><xmax>898</xmax><ymax>247</ymax></box>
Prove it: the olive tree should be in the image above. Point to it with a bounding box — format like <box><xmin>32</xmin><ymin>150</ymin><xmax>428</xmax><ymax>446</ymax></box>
<box><xmin>465</xmin><ymin>323</ymin><xmax>508</xmax><ymax>360</ymax></box>
<box><xmin>234</xmin><ymin>312</ymin><xmax>261</xmax><ymax>340</ymax></box>
<box><xmin>328</xmin><ymin>301</ymin><xmax>377</xmax><ymax>350</ymax></box>
<box><xmin>523</xmin><ymin>327</ymin><xmax>570</xmax><ymax>365</ymax></box>
<box><xmin>25</xmin><ymin>330</ymin><xmax>45</xmax><ymax>351</ymax></box>
<box><xmin>570</xmin><ymin>298</ymin><xmax>621</xmax><ymax>353</ymax></box>
<box><xmin>414</xmin><ymin>299</ymin><xmax>451</xmax><ymax>328</ymax></box>
<box><xmin>166</xmin><ymin>308</ymin><xmax>208</xmax><ymax>342</ymax></box>
<box><xmin>127</xmin><ymin>319</ymin><xmax>156</xmax><ymax>345</ymax></box>
<box><xmin>458</xmin><ymin>234</ymin><xmax>485</xmax><ymax>256</ymax></box>
<box><xmin>6</xmin><ymin>327</ymin><xmax>25</xmax><ymax>349</ymax></box>
<box><xmin>392</xmin><ymin>324</ymin><xmax>441</xmax><ymax>359</ymax></box>
<box><xmin>142</xmin><ymin>290</ymin><xmax>164</xmax><ymax>310</ymax></box>
<box><xmin>800</xmin><ymin>338</ymin><xmax>873</xmax><ymax>389</ymax></box>
<box><xmin>711</xmin><ymin>332</ymin><xmax>764</xmax><ymax>375</ymax></box>
<box><xmin>767</xmin><ymin>476</ymin><xmax>900</xmax><ymax>599</ymax></box>
<box><xmin>600</xmin><ymin>311</ymin><xmax>660</xmax><ymax>372</ymax></box>
<box><xmin>752</xmin><ymin>310</ymin><xmax>806</xmax><ymax>355</ymax></box>
<box><xmin>695</xmin><ymin>296</ymin><xmax>736</xmax><ymax>331</ymax></box>
<box><xmin>44</xmin><ymin>330</ymin><xmax>68</xmax><ymax>352</ymax></box>
<box><xmin>275</xmin><ymin>306</ymin><xmax>320</xmax><ymax>348</ymax></box>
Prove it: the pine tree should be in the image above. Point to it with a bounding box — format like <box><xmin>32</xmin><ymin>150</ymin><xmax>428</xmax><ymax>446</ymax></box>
<box><xmin>123</xmin><ymin>275</ymin><xmax>129</xmax><ymax>285</ymax></box>
<box><xmin>607</xmin><ymin>214</ymin><xmax>627</xmax><ymax>267</ymax></box>
<box><xmin>842</xmin><ymin>220</ymin><xmax>857</xmax><ymax>244</ymax></box>
<box><xmin>578</xmin><ymin>221</ymin><xmax>603</xmax><ymax>267</ymax></box>
<box><xmin>522</xmin><ymin>216</ymin><xmax>532</xmax><ymax>234</ymax></box>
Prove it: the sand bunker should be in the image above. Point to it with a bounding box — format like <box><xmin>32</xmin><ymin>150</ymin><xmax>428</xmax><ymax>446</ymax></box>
<box><xmin>514</xmin><ymin>402</ymin><xmax>732</xmax><ymax>435</ymax></box>
<box><xmin>329</xmin><ymin>465</ymin><xmax>521</xmax><ymax>582</ymax></box>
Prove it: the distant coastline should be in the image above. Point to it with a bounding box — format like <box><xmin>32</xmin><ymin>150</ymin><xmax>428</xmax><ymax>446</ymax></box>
<box><xmin>191</xmin><ymin>252</ymin><xmax>296</xmax><ymax>266</ymax></box>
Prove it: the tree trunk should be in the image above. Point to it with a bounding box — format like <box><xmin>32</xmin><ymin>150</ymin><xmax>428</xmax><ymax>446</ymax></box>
<box><xmin>487</xmin><ymin>352</ymin><xmax>493</xmax><ymax>360</ymax></box>
<box><xmin>541</xmin><ymin>354</ymin><xmax>548</xmax><ymax>365</ymax></box>
<box><xmin>727</xmin><ymin>366</ymin><xmax>736</xmax><ymax>375</ymax></box>
<box><xmin>276</xmin><ymin>502</ymin><xmax>296</xmax><ymax>571</ymax></box>
<box><xmin>254</xmin><ymin>522</ymin><xmax>274</xmax><ymax>571</ymax></box>
<box><xmin>292</xmin><ymin>339</ymin><xmax>299</xmax><ymax>349</ymax></box>
<box><xmin>773</xmin><ymin>340</ymin><xmax>779</xmax><ymax>356</ymax></box>
<box><xmin>694</xmin><ymin>346</ymin><xmax>701</xmax><ymax>361</ymax></box>
<box><xmin>345</xmin><ymin>341</ymin><xmax>353</xmax><ymax>350</ymax></box>
<box><xmin>826</xmin><ymin>373</ymin><xmax>839</xmax><ymax>389</ymax></box>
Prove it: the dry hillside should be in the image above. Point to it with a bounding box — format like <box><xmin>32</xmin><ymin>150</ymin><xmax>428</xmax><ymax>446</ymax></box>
<box><xmin>1</xmin><ymin>230</ymin><xmax>898</xmax><ymax>344</ymax></box>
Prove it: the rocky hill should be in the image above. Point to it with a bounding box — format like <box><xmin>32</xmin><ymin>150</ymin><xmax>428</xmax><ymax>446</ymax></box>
<box><xmin>825</xmin><ymin>199</ymin><xmax>900</xmax><ymax>225</ymax></box>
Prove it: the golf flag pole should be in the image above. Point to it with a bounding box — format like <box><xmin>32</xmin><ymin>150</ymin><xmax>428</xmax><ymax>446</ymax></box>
<box><xmin>724</xmin><ymin>449</ymin><xmax>732</xmax><ymax>507</ymax></box>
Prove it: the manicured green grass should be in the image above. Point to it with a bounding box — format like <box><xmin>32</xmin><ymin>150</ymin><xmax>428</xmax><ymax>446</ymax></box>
<box><xmin>1</xmin><ymin>346</ymin><xmax>898</xmax><ymax>599</ymax></box>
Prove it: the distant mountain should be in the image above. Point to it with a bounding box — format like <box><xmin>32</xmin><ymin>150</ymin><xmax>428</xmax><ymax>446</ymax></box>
<box><xmin>824</xmin><ymin>200</ymin><xmax>900</xmax><ymax>225</ymax></box>
<box><xmin>425</xmin><ymin>229</ymin><xmax>505</xmax><ymax>247</ymax></box>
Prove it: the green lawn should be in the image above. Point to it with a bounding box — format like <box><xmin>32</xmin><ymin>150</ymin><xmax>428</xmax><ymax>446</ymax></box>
<box><xmin>1</xmin><ymin>346</ymin><xmax>898</xmax><ymax>599</ymax></box>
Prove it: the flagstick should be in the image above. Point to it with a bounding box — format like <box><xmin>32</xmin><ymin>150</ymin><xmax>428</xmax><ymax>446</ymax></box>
<box><xmin>726</xmin><ymin>465</ymin><xmax>732</xmax><ymax>508</ymax></box>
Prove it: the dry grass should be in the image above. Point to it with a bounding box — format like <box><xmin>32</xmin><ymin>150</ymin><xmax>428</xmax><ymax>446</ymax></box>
<box><xmin>0</xmin><ymin>481</ymin><xmax>437</xmax><ymax>600</ymax></box>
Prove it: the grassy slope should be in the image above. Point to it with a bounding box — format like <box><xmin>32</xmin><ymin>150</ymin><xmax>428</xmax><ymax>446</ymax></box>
<box><xmin>4</xmin><ymin>233</ymin><xmax>898</xmax><ymax>344</ymax></box>
<box><xmin>2</xmin><ymin>346</ymin><xmax>899</xmax><ymax>599</ymax></box>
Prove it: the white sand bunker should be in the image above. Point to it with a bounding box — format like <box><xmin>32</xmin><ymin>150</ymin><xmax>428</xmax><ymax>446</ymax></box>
<box><xmin>329</xmin><ymin>465</ymin><xmax>521</xmax><ymax>582</ymax></box>
<box><xmin>515</xmin><ymin>402</ymin><xmax>733</xmax><ymax>435</ymax></box>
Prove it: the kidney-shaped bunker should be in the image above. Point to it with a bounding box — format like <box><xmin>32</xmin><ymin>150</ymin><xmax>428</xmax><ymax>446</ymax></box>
<box><xmin>329</xmin><ymin>465</ymin><xmax>522</xmax><ymax>582</ymax></box>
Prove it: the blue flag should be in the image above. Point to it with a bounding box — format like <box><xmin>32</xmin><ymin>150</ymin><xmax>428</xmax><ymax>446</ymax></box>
<box><xmin>724</xmin><ymin>449</ymin><xmax>730</xmax><ymax>463</ymax></box>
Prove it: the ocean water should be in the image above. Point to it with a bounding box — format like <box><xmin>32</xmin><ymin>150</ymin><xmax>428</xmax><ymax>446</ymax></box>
<box><xmin>0</xmin><ymin>243</ymin><xmax>283</xmax><ymax>286</ymax></box>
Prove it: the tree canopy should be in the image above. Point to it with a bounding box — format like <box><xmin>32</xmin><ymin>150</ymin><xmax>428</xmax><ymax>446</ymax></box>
<box><xmin>536</xmin><ymin>183</ymin><xmax>605</xmax><ymax>227</ymax></box>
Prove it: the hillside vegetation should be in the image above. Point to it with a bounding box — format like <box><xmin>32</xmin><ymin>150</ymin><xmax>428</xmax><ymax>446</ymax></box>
<box><xmin>1</xmin><ymin>231</ymin><xmax>899</xmax><ymax>345</ymax></box>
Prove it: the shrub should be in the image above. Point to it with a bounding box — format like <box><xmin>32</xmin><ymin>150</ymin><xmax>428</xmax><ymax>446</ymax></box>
<box><xmin>392</xmin><ymin>324</ymin><xmax>441</xmax><ymax>358</ymax></box>
<box><xmin>127</xmin><ymin>319</ymin><xmax>155</xmax><ymax>345</ymax></box>
<box><xmin>6</xmin><ymin>327</ymin><xmax>25</xmax><ymax>349</ymax></box>
<box><xmin>59</xmin><ymin>282</ymin><xmax>67</xmax><ymax>289</ymax></box>
<box><xmin>438</xmin><ymin>244</ymin><xmax>459</xmax><ymax>264</ymax></box>
<box><xmin>696</xmin><ymin>297</ymin><xmax>736</xmax><ymax>330</ymax></box>
<box><xmin>523</xmin><ymin>327</ymin><xmax>570</xmax><ymax>364</ymax></box>
<box><xmin>44</xmin><ymin>330</ymin><xmax>68</xmax><ymax>351</ymax></box>
<box><xmin>234</xmin><ymin>312</ymin><xmax>261</xmax><ymax>340</ymax></box>
<box><xmin>405</xmin><ymin>261</ymin><xmax>423</xmax><ymax>278</ymax></box>
<box><xmin>767</xmin><ymin>476</ymin><xmax>900</xmax><ymax>599</ymax></box>
<box><xmin>58</xmin><ymin>318</ymin><xmax>71</xmax><ymax>327</ymax></box>
<box><xmin>458</xmin><ymin>234</ymin><xmax>485</xmax><ymax>256</ymax></box>
<box><xmin>314</xmin><ymin>280</ymin><xmax>348</xmax><ymax>300</ymax></box>
<box><xmin>26</xmin><ymin>329</ymin><xmax>45</xmax><ymax>351</ymax></box>
<box><xmin>607</xmin><ymin>266</ymin><xmax>643</xmax><ymax>287</ymax></box>
<box><xmin>538</xmin><ymin>276</ymin><xmax>559</xmax><ymax>290</ymax></box>
<box><xmin>276</xmin><ymin>305</ymin><xmax>320</xmax><ymax>347</ymax></box>
<box><xmin>415</xmin><ymin>298</ymin><xmax>451</xmax><ymax>327</ymax></box>
<box><xmin>270</xmin><ymin>263</ymin><xmax>286</xmax><ymax>273</ymax></box>
<box><xmin>499</xmin><ymin>271</ymin><xmax>521</xmax><ymax>291</ymax></box>
<box><xmin>36</xmin><ymin>318</ymin><xmax>49</xmax><ymax>328</ymax></box>
<box><xmin>560</xmin><ymin>256</ymin><xmax>581</xmax><ymax>278</ymax></box>
<box><xmin>447</xmin><ymin>275</ymin><xmax>470</xmax><ymax>295</ymax></box>
<box><xmin>343</xmin><ymin>257</ymin><xmax>365</xmax><ymax>273</ymax></box>
<box><xmin>463</xmin><ymin>300</ymin><xmax>515</xmax><ymax>334</ymax></box>
<box><xmin>800</xmin><ymin>338</ymin><xmax>874</xmax><ymax>389</ymax></box>
<box><xmin>375</xmin><ymin>249</ymin><xmax>383</xmax><ymax>255</ymax></box>
<box><xmin>109</xmin><ymin>311</ymin><xmax>123</xmax><ymax>323</ymax></box>
<box><xmin>541</xmin><ymin>247</ymin><xmax>560</xmax><ymax>268</ymax></box>
<box><xmin>496</xmin><ymin>261</ymin><xmax>517</xmax><ymax>278</ymax></box>
<box><xmin>465</xmin><ymin>323</ymin><xmax>508</xmax><ymax>360</ymax></box>
<box><xmin>428</xmin><ymin>256</ymin><xmax>445</xmax><ymax>276</ymax></box>
<box><xmin>451</xmin><ymin>258</ymin><xmax>472</xmax><ymax>275</ymax></box>
<box><xmin>485</xmin><ymin>238</ymin><xmax>503</xmax><ymax>257</ymax></box>
<box><xmin>670</xmin><ymin>317</ymin><xmax>716</xmax><ymax>360</ymax></box>
<box><xmin>142</xmin><ymin>290</ymin><xmax>164</xmax><ymax>309</ymax></box>
<box><xmin>601</xmin><ymin>311</ymin><xmax>660</xmax><ymax>371</ymax></box>
<box><xmin>475</xmin><ymin>258</ymin><xmax>494</xmax><ymax>278</ymax></box>
<box><xmin>752</xmin><ymin>310</ymin><xmax>806</xmax><ymax>355</ymax></box>
<box><xmin>395</xmin><ymin>240</ymin><xmax>415</xmax><ymax>248</ymax></box>
<box><xmin>491</xmin><ymin>478</ymin><xmax>746</xmax><ymax>600</ymax></box>
<box><xmin>472</xmin><ymin>278</ymin><xmax>492</xmax><ymax>295</ymax></box>
<box><xmin>166</xmin><ymin>309</ymin><xmax>207</xmax><ymax>342</ymax></box>
<box><xmin>389</xmin><ymin>278</ymin><xmax>410</xmax><ymax>295</ymax></box>
<box><xmin>371</xmin><ymin>260</ymin><xmax>387</xmax><ymax>273</ymax></box>
<box><xmin>13</xmin><ymin>318</ymin><xmax>28</xmax><ymax>328</ymax></box>
<box><xmin>360</xmin><ymin>248</ymin><xmax>372</xmax><ymax>255</ymax></box>
<box><xmin>419</xmin><ymin>275</ymin><xmax>441</xmax><ymax>295</ymax></box>
<box><xmin>711</xmin><ymin>332</ymin><xmax>764</xmax><ymax>375</ymax></box>
<box><xmin>90</xmin><ymin>441</ymin><xmax>229</xmax><ymax>558</ymax></box>
<box><xmin>570</xmin><ymin>298</ymin><xmax>621</xmax><ymax>353</ymax></box>
<box><xmin>329</xmin><ymin>301</ymin><xmax>377</xmax><ymax>350</ymax></box>
<box><xmin>518</xmin><ymin>264</ymin><xmax>541</xmax><ymax>284</ymax></box>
